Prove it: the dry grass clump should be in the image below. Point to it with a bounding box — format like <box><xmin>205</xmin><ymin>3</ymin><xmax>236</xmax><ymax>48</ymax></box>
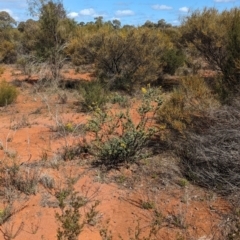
<box><xmin>0</xmin><ymin>80</ymin><xmax>18</xmax><ymax>107</ymax></box>
<box><xmin>157</xmin><ymin>75</ymin><xmax>218</xmax><ymax>134</ymax></box>
<box><xmin>177</xmin><ymin>98</ymin><xmax>240</xmax><ymax>195</ymax></box>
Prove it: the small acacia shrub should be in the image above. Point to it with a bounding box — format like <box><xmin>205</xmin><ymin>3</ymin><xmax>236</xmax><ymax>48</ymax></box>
<box><xmin>86</xmin><ymin>86</ymin><xmax>162</xmax><ymax>168</ymax></box>
<box><xmin>158</xmin><ymin>76</ymin><xmax>218</xmax><ymax>134</ymax></box>
<box><xmin>55</xmin><ymin>190</ymin><xmax>87</xmax><ymax>240</ymax></box>
<box><xmin>0</xmin><ymin>80</ymin><xmax>18</xmax><ymax>107</ymax></box>
<box><xmin>78</xmin><ymin>81</ymin><xmax>108</xmax><ymax>111</ymax></box>
<box><xmin>110</xmin><ymin>92</ymin><xmax>130</xmax><ymax>108</ymax></box>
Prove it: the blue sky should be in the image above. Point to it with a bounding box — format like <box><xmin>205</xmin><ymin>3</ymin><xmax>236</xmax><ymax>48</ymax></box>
<box><xmin>0</xmin><ymin>0</ymin><xmax>239</xmax><ymax>26</ymax></box>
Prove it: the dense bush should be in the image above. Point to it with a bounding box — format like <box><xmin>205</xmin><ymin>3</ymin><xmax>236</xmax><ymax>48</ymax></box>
<box><xmin>0</xmin><ymin>40</ymin><xmax>18</xmax><ymax>64</ymax></box>
<box><xmin>68</xmin><ymin>27</ymin><xmax>173</xmax><ymax>91</ymax></box>
<box><xmin>181</xmin><ymin>7</ymin><xmax>240</xmax><ymax>93</ymax></box>
<box><xmin>161</xmin><ymin>49</ymin><xmax>185</xmax><ymax>75</ymax></box>
<box><xmin>0</xmin><ymin>80</ymin><xmax>18</xmax><ymax>106</ymax></box>
<box><xmin>0</xmin><ymin>11</ymin><xmax>18</xmax><ymax>64</ymax></box>
<box><xmin>157</xmin><ymin>76</ymin><xmax>218</xmax><ymax>134</ymax></box>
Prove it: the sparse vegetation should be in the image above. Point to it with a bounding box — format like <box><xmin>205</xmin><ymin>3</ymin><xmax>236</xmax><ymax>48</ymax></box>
<box><xmin>86</xmin><ymin>86</ymin><xmax>162</xmax><ymax>168</ymax></box>
<box><xmin>110</xmin><ymin>92</ymin><xmax>130</xmax><ymax>108</ymax></box>
<box><xmin>0</xmin><ymin>1</ymin><xmax>240</xmax><ymax>239</ymax></box>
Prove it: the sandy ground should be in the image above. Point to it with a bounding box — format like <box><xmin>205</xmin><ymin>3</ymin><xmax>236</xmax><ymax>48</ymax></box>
<box><xmin>0</xmin><ymin>65</ymin><xmax>229</xmax><ymax>240</ymax></box>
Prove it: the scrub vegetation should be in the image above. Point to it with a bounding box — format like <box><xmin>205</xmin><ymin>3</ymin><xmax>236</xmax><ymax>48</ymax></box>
<box><xmin>0</xmin><ymin>0</ymin><xmax>240</xmax><ymax>239</ymax></box>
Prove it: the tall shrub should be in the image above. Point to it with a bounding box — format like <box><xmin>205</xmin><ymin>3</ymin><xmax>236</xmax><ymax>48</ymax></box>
<box><xmin>181</xmin><ymin>7</ymin><xmax>240</xmax><ymax>93</ymax></box>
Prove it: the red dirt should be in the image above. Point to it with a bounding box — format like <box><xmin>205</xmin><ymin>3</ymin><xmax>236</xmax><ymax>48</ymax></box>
<box><xmin>0</xmin><ymin>65</ymin><xmax>230</xmax><ymax>240</ymax></box>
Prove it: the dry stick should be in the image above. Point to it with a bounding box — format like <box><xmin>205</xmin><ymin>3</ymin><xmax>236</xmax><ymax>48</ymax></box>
<box><xmin>37</xmin><ymin>91</ymin><xmax>85</xmax><ymax>156</ymax></box>
<box><xmin>0</xmin><ymin>222</ymin><xmax>24</xmax><ymax>240</ymax></box>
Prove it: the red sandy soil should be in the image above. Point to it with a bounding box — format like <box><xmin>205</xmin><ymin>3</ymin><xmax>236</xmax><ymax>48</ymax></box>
<box><xmin>0</xmin><ymin>65</ymin><xmax>230</xmax><ymax>240</ymax></box>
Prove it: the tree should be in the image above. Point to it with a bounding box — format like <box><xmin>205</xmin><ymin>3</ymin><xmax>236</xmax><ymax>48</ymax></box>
<box><xmin>142</xmin><ymin>20</ymin><xmax>155</xmax><ymax>28</ymax></box>
<box><xmin>27</xmin><ymin>0</ymin><xmax>74</xmax><ymax>81</ymax></box>
<box><xmin>157</xmin><ymin>19</ymin><xmax>172</xmax><ymax>29</ymax></box>
<box><xmin>94</xmin><ymin>16</ymin><xmax>103</xmax><ymax>28</ymax></box>
<box><xmin>112</xmin><ymin>19</ymin><xmax>121</xmax><ymax>29</ymax></box>
<box><xmin>0</xmin><ymin>11</ymin><xmax>18</xmax><ymax>63</ymax></box>
<box><xmin>17</xmin><ymin>21</ymin><xmax>26</xmax><ymax>33</ymax></box>
<box><xmin>0</xmin><ymin>11</ymin><xmax>16</xmax><ymax>29</ymax></box>
<box><xmin>18</xmin><ymin>19</ymin><xmax>39</xmax><ymax>54</ymax></box>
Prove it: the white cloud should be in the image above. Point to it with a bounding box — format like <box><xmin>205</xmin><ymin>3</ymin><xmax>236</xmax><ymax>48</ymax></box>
<box><xmin>111</xmin><ymin>17</ymin><xmax>121</xmax><ymax>21</ymax></box>
<box><xmin>68</xmin><ymin>12</ymin><xmax>78</xmax><ymax>18</ymax></box>
<box><xmin>151</xmin><ymin>4</ymin><xmax>173</xmax><ymax>10</ymax></box>
<box><xmin>179</xmin><ymin>7</ymin><xmax>189</xmax><ymax>13</ymax></box>
<box><xmin>78</xmin><ymin>8</ymin><xmax>107</xmax><ymax>18</ymax></box>
<box><xmin>79</xmin><ymin>8</ymin><xmax>96</xmax><ymax>16</ymax></box>
<box><xmin>214</xmin><ymin>0</ymin><xmax>235</xmax><ymax>2</ymax></box>
<box><xmin>115</xmin><ymin>10</ymin><xmax>134</xmax><ymax>16</ymax></box>
<box><xmin>172</xmin><ymin>20</ymin><xmax>180</xmax><ymax>24</ymax></box>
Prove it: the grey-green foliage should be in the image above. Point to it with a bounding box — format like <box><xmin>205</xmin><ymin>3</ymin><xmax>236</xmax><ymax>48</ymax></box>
<box><xmin>86</xmin><ymin>86</ymin><xmax>162</xmax><ymax>169</ymax></box>
<box><xmin>55</xmin><ymin>190</ymin><xmax>87</xmax><ymax>240</ymax></box>
<box><xmin>110</xmin><ymin>92</ymin><xmax>130</xmax><ymax>108</ymax></box>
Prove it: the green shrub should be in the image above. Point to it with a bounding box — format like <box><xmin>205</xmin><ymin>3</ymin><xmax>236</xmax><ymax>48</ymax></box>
<box><xmin>0</xmin><ymin>80</ymin><xmax>18</xmax><ymax>106</ymax></box>
<box><xmin>55</xmin><ymin>189</ymin><xmax>100</xmax><ymax>240</ymax></box>
<box><xmin>78</xmin><ymin>81</ymin><xmax>108</xmax><ymax>111</ymax></box>
<box><xmin>86</xmin><ymin>86</ymin><xmax>162</xmax><ymax>169</ymax></box>
<box><xmin>110</xmin><ymin>92</ymin><xmax>130</xmax><ymax>108</ymax></box>
<box><xmin>55</xmin><ymin>190</ymin><xmax>87</xmax><ymax>240</ymax></box>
